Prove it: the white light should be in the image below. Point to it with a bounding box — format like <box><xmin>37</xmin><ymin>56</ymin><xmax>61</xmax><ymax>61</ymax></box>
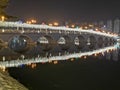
<box><xmin>24</xmin><ymin>39</ymin><xmax>26</xmax><ymax>42</ymax></box>
<box><xmin>2</xmin><ymin>56</ymin><xmax>5</xmax><ymax>61</ymax></box>
<box><xmin>2</xmin><ymin>29</ymin><xmax>5</xmax><ymax>32</ymax></box>
<box><xmin>0</xmin><ymin>21</ymin><xmax>118</xmax><ymax>38</ymax></box>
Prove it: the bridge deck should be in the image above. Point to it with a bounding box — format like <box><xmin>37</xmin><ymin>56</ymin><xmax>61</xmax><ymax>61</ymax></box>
<box><xmin>0</xmin><ymin>21</ymin><xmax>118</xmax><ymax>38</ymax></box>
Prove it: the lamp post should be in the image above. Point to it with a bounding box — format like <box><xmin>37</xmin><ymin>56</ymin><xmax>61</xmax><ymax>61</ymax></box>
<box><xmin>53</xmin><ymin>22</ymin><xmax>59</xmax><ymax>26</ymax></box>
<box><xmin>49</xmin><ymin>23</ymin><xmax>53</xmax><ymax>26</ymax></box>
<box><xmin>71</xmin><ymin>24</ymin><xmax>75</xmax><ymax>28</ymax></box>
<box><xmin>26</xmin><ymin>19</ymin><xmax>37</xmax><ymax>24</ymax></box>
<box><xmin>1</xmin><ymin>16</ymin><xmax>5</xmax><ymax>21</ymax></box>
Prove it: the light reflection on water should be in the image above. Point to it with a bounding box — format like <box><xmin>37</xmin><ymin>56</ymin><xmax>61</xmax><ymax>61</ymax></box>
<box><xmin>0</xmin><ymin>42</ymin><xmax>119</xmax><ymax>71</ymax></box>
<box><xmin>1</xmin><ymin>42</ymin><xmax>120</xmax><ymax>90</ymax></box>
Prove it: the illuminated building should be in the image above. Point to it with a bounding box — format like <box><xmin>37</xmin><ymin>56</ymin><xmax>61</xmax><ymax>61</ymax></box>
<box><xmin>106</xmin><ymin>20</ymin><xmax>113</xmax><ymax>32</ymax></box>
<box><xmin>113</xmin><ymin>18</ymin><xmax>120</xmax><ymax>34</ymax></box>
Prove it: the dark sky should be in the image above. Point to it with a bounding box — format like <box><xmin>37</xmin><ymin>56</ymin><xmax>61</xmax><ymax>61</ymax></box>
<box><xmin>6</xmin><ymin>0</ymin><xmax>120</xmax><ymax>23</ymax></box>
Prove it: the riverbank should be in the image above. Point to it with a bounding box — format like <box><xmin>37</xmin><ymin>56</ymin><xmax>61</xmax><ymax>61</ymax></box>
<box><xmin>0</xmin><ymin>70</ymin><xmax>28</xmax><ymax>90</ymax></box>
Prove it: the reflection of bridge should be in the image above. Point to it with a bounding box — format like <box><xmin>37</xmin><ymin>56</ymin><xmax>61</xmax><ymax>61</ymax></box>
<box><xmin>0</xmin><ymin>21</ymin><xmax>118</xmax><ymax>52</ymax></box>
<box><xmin>0</xmin><ymin>45</ymin><xmax>117</xmax><ymax>68</ymax></box>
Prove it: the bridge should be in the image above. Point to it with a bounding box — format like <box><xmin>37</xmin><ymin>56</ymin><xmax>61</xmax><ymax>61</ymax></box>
<box><xmin>0</xmin><ymin>21</ymin><xmax>118</xmax><ymax>52</ymax></box>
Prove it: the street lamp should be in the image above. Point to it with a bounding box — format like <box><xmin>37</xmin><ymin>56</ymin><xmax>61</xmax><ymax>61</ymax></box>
<box><xmin>71</xmin><ymin>24</ymin><xmax>75</xmax><ymax>28</ymax></box>
<box><xmin>31</xmin><ymin>19</ymin><xmax>37</xmax><ymax>23</ymax></box>
<box><xmin>26</xmin><ymin>21</ymin><xmax>32</xmax><ymax>24</ymax></box>
<box><xmin>66</xmin><ymin>25</ymin><xmax>69</xmax><ymax>28</ymax></box>
<box><xmin>26</xmin><ymin>19</ymin><xmax>37</xmax><ymax>24</ymax></box>
<box><xmin>84</xmin><ymin>26</ymin><xmax>88</xmax><ymax>29</ymax></box>
<box><xmin>49</xmin><ymin>23</ymin><xmax>53</xmax><ymax>26</ymax></box>
<box><xmin>53</xmin><ymin>22</ymin><xmax>59</xmax><ymax>26</ymax></box>
<box><xmin>1</xmin><ymin>16</ymin><xmax>5</xmax><ymax>21</ymax></box>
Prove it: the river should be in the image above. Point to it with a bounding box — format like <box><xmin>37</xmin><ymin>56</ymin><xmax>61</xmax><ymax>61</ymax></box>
<box><xmin>0</xmin><ymin>42</ymin><xmax>120</xmax><ymax>90</ymax></box>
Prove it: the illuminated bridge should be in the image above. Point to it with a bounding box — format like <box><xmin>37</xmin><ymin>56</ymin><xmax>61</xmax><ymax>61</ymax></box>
<box><xmin>0</xmin><ymin>21</ymin><xmax>118</xmax><ymax>52</ymax></box>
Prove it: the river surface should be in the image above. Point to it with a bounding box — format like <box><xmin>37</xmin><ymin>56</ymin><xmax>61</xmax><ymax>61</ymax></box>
<box><xmin>0</xmin><ymin>42</ymin><xmax>120</xmax><ymax>90</ymax></box>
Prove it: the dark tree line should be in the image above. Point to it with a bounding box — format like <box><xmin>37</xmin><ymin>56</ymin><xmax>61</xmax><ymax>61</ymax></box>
<box><xmin>0</xmin><ymin>0</ymin><xmax>9</xmax><ymax>16</ymax></box>
<box><xmin>0</xmin><ymin>0</ymin><xmax>19</xmax><ymax>21</ymax></box>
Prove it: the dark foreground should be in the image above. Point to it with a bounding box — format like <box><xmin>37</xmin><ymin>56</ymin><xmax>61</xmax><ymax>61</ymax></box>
<box><xmin>8</xmin><ymin>56</ymin><xmax>120</xmax><ymax>90</ymax></box>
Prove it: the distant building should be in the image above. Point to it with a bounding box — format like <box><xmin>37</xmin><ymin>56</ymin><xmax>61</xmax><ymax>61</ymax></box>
<box><xmin>105</xmin><ymin>53</ymin><xmax>111</xmax><ymax>60</ymax></box>
<box><xmin>98</xmin><ymin>21</ymin><xmax>104</xmax><ymax>28</ymax></box>
<box><xmin>112</xmin><ymin>49</ymin><xmax>119</xmax><ymax>61</ymax></box>
<box><xmin>114</xmin><ymin>18</ymin><xmax>120</xmax><ymax>34</ymax></box>
<box><xmin>98</xmin><ymin>21</ymin><xmax>107</xmax><ymax>31</ymax></box>
<box><xmin>106</xmin><ymin>20</ymin><xmax>113</xmax><ymax>32</ymax></box>
<box><xmin>92</xmin><ymin>21</ymin><xmax>98</xmax><ymax>27</ymax></box>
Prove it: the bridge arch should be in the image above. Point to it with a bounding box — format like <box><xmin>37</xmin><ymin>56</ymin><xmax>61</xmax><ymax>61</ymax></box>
<box><xmin>0</xmin><ymin>39</ymin><xmax>4</xmax><ymax>50</ymax></box>
<box><xmin>109</xmin><ymin>38</ymin><xmax>115</xmax><ymax>45</ymax></box>
<box><xmin>0</xmin><ymin>39</ymin><xmax>4</xmax><ymax>45</ymax></box>
<box><xmin>87</xmin><ymin>36</ymin><xmax>97</xmax><ymax>49</ymax></box>
<box><xmin>37</xmin><ymin>36</ymin><xmax>49</xmax><ymax>44</ymax></box>
<box><xmin>58</xmin><ymin>35</ymin><xmax>71</xmax><ymax>50</ymax></box>
<box><xmin>8</xmin><ymin>35</ymin><xmax>33</xmax><ymax>53</ymax></box>
<box><xmin>37</xmin><ymin>35</ymin><xmax>56</xmax><ymax>51</ymax></box>
<box><xmin>75</xmin><ymin>36</ymin><xmax>86</xmax><ymax>49</ymax></box>
<box><xmin>104</xmin><ymin>37</ymin><xmax>109</xmax><ymax>46</ymax></box>
<box><xmin>74</xmin><ymin>37</ymin><xmax>79</xmax><ymax>45</ymax></box>
<box><xmin>58</xmin><ymin>37</ymin><xmax>66</xmax><ymax>45</ymax></box>
<box><xmin>89</xmin><ymin>36</ymin><xmax>96</xmax><ymax>44</ymax></box>
<box><xmin>97</xmin><ymin>37</ymin><xmax>104</xmax><ymax>48</ymax></box>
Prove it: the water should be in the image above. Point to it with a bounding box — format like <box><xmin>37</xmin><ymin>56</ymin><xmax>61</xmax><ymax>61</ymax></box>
<box><xmin>0</xmin><ymin>43</ymin><xmax>120</xmax><ymax>90</ymax></box>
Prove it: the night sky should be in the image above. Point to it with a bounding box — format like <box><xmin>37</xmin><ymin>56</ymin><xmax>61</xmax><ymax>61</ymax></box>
<box><xmin>6</xmin><ymin>0</ymin><xmax>120</xmax><ymax>23</ymax></box>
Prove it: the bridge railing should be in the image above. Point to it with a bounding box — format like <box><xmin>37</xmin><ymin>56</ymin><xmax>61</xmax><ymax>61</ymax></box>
<box><xmin>0</xmin><ymin>21</ymin><xmax>118</xmax><ymax>38</ymax></box>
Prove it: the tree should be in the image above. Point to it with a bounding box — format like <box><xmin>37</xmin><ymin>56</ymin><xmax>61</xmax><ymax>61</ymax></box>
<box><xmin>0</xmin><ymin>0</ymin><xmax>9</xmax><ymax>16</ymax></box>
<box><xmin>0</xmin><ymin>0</ymin><xmax>19</xmax><ymax>21</ymax></box>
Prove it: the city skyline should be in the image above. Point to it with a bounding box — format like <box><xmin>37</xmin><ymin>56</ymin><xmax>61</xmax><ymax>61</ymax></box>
<box><xmin>6</xmin><ymin>0</ymin><xmax>120</xmax><ymax>23</ymax></box>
